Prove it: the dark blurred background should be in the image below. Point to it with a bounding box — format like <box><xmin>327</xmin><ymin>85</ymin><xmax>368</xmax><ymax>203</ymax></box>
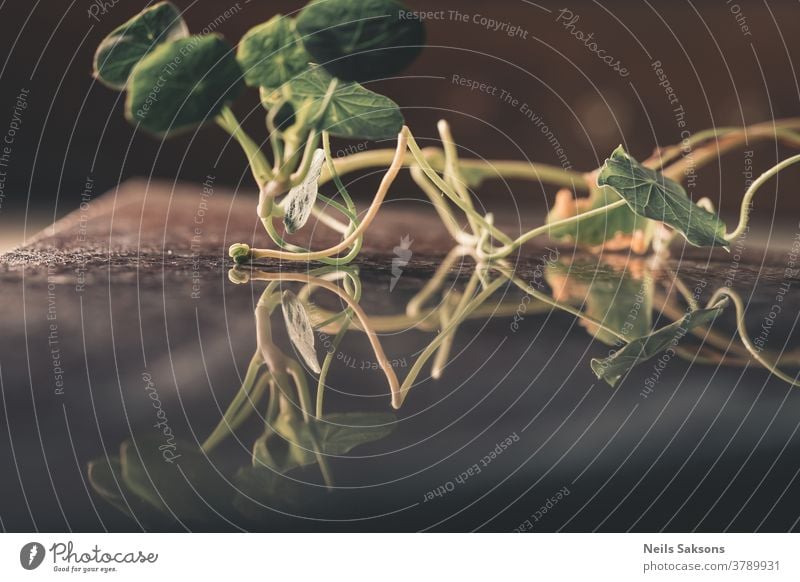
<box><xmin>1</xmin><ymin>0</ymin><xmax>800</xmax><ymax>248</ymax></box>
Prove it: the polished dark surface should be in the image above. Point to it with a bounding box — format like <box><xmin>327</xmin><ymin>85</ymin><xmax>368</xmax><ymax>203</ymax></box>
<box><xmin>2</xmin><ymin>183</ymin><xmax>800</xmax><ymax>532</ymax></box>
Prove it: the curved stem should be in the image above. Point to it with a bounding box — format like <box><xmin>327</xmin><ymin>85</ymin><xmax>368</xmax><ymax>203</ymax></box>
<box><xmin>289</xmin><ymin>131</ymin><xmax>320</xmax><ymax>187</ymax></box>
<box><xmin>201</xmin><ymin>351</ymin><xmax>265</xmax><ymax>452</ymax></box>
<box><xmin>481</xmin><ymin>198</ymin><xmax>628</xmax><ymax>260</ymax></box>
<box><xmin>244</xmin><ymin>129</ymin><xmax>407</xmax><ymax>262</ymax></box>
<box><xmin>406</xmin><ymin>131</ymin><xmax>513</xmax><ymax>246</ymax></box>
<box><xmin>398</xmin><ymin>276</ymin><xmax>506</xmax><ymax>408</ymax></box>
<box><xmin>661</xmin><ymin>118</ymin><xmax>800</xmax><ymax>183</ymax></box>
<box><xmin>247</xmin><ymin>270</ymin><xmax>402</xmax><ymax>406</ymax></box>
<box><xmin>410</xmin><ymin>166</ymin><xmax>474</xmax><ymax>245</ymax></box>
<box><xmin>315</xmin><ymin>311</ymin><xmax>353</xmax><ymax>418</ymax></box>
<box><xmin>407</xmin><ymin>246</ymin><xmax>469</xmax><ymax>316</ymax></box>
<box><xmin>709</xmin><ymin>288</ymin><xmax>800</xmax><ymax>387</ymax></box>
<box><xmin>438</xmin><ymin>119</ymin><xmax>480</xmax><ymax>236</ymax></box>
<box><xmin>726</xmin><ymin>152</ymin><xmax>800</xmax><ymax>241</ymax></box>
<box><xmin>431</xmin><ymin>271</ymin><xmax>480</xmax><ymax>379</ymax></box>
<box><xmin>217</xmin><ymin>107</ymin><xmax>273</xmax><ymax>185</ymax></box>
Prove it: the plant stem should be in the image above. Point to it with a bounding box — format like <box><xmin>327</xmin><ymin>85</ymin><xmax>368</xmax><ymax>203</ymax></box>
<box><xmin>248</xmin><ymin>270</ymin><xmax>401</xmax><ymax>405</ymax></box>
<box><xmin>481</xmin><ymin>198</ymin><xmax>629</xmax><ymax>260</ymax></box>
<box><xmin>431</xmin><ymin>271</ymin><xmax>480</xmax><ymax>379</ymax></box>
<box><xmin>201</xmin><ymin>351</ymin><xmax>265</xmax><ymax>453</ymax></box>
<box><xmin>217</xmin><ymin>107</ymin><xmax>273</xmax><ymax>186</ymax></box>
<box><xmin>726</xmin><ymin>152</ymin><xmax>800</xmax><ymax>241</ymax></box>
<box><xmin>244</xmin><ymin>128</ymin><xmax>407</xmax><ymax>262</ymax></box>
<box><xmin>289</xmin><ymin>131</ymin><xmax>320</xmax><ymax>187</ymax></box>
<box><xmin>661</xmin><ymin>118</ymin><xmax>800</xmax><ymax>183</ymax></box>
<box><xmin>709</xmin><ymin>289</ymin><xmax>800</xmax><ymax>387</ymax></box>
<box><xmin>315</xmin><ymin>312</ymin><xmax>353</xmax><ymax>418</ymax></box>
<box><xmin>323</xmin><ymin>149</ymin><xmax>588</xmax><ymax>190</ymax></box>
<box><xmin>397</xmin><ymin>276</ymin><xmax>507</xmax><ymax>408</ymax></box>
<box><xmin>438</xmin><ymin>119</ymin><xmax>481</xmax><ymax>236</ymax></box>
<box><xmin>406</xmin><ymin>246</ymin><xmax>469</xmax><ymax>316</ymax></box>
<box><xmin>410</xmin><ymin>165</ymin><xmax>475</xmax><ymax>245</ymax></box>
<box><xmin>405</xmin><ymin>130</ymin><xmax>513</xmax><ymax>246</ymax></box>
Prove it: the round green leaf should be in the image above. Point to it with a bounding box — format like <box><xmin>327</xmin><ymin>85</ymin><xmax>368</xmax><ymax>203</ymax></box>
<box><xmin>237</xmin><ymin>14</ymin><xmax>311</xmax><ymax>89</ymax></box>
<box><xmin>287</xmin><ymin>65</ymin><xmax>403</xmax><ymax>139</ymax></box>
<box><xmin>93</xmin><ymin>1</ymin><xmax>188</xmax><ymax>90</ymax></box>
<box><xmin>125</xmin><ymin>35</ymin><xmax>244</xmax><ymax>136</ymax></box>
<box><xmin>296</xmin><ymin>0</ymin><xmax>425</xmax><ymax>82</ymax></box>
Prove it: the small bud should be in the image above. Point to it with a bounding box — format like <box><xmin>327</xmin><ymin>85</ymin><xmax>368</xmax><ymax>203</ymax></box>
<box><xmin>229</xmin><ymin>243</ymin><xmax>251</xmax><ymax>264</ymax></box>
<box><xmin>228</xmin><ymin>268</ymin><xmax>250</xmax><ymax>285</ymax></box>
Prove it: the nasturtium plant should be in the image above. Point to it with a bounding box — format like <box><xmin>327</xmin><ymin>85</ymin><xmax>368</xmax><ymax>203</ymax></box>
<box><xmin>597</xmin><ymin>146</ymin><xmax>729</xmax><ymax>249</ymax></box>
<box><xmin>296</xmin><ymin>0</ymin><xmax>425</xmax><ymax>82</ymax></box>
<box><xmin>93</xmin><ymin>1</ymin><xmax>188</xmax><ymax>90</ymax></box>
<box><xmin>287</xmin><ymin>65</ymin><xmax>404</xmax><ymax>139</ymax></box>
<box><xmin>95</xmin><ymin>1</ymin><xmax>789</xmax><ymax>268</ymax></box>
<box><xmin>126</xmin><ymin>35</ymin><xmax>243</xmax><ymax>135</ymax></box>
<box><xmin>237</xmin><ymin>14</ymin><xmax>310</xmax><ymax>89</ymax></box>
<box><xmin>591</xmin><ymin>300</ymin><xmax>728</xmax><ymax>386</ymax></box>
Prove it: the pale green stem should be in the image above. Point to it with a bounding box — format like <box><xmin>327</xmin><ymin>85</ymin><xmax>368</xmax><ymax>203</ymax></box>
<box><xmin>726</xmin><ymin>153</ymin><xmax>800</xmax><ymax>241</ymax></box>
<box><xmin>438</xmin><ymin>119</ymin><xmax>481</xmax><ymax>236</ymax></box>
<box><xmin>709</xmin><ymin>289</ymin><xmax>800</xmax><ymax>388</ymax></box>
<box><xmin>243</xmin><ymin>129</ymin><xmax>408</xmax><ymax>263</ymax></box>
<box><xmin>405</xmin><ymin>131</ymin><xmax>514</xmax><ymax>246</ymax></box>
<box><xmin>316</xmin><ymin>312</ymin><xmax>353</xmax><ymax>418</ymax></box>
<box><xmin>289</xmin><ymin>131</ymin><xmax>320</xmax><ymax>187</ymax></box>
<box><xmin>410</xmin><ymin>165</ymin><xmax>474</xmax><ymax>245</ymax></box>
<box><xmin>480</xmin><ymin>198</ymin><xmax>629</xmax><ymax>260</ymax></box>
<box><xmin>431</xmin><ymin>271</ymin><xmax>480</xmax><ymax>379</ymax></box>
<box><xmin>217</xmin><ymin>107</ymin><xmax>273</xmax><ymax>185</ymax></box>
<box><xmin>406</xmin><ymin>246</ymin><xmax>469</xmax><ymax>317</ymax></box>
<box><xmin>323</xmin><ymin>149</ymin><xmax>587</xmax><ymax>190</ymax></box>
<box><xmin>266</xmin><ymin>102</ymin><xmax>285</xmax><ymax>171</ymax></box>
<box><xmin>397</xmin><ymin>276</ymin><xmax>507</xmax><ymax>408</ymax></box>
<box><xmin>201</xmin><ymin>351</ymin><xmax>265</xmax><ymax>453</ymax></box>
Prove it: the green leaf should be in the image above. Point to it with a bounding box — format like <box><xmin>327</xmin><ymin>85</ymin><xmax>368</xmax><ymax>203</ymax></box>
<box><xmin>93</xmin><ymin>2</ymin><xmax>188</xmax><ymax>90</ymax></box>
<box><xmin>237</xmin><ymin>14</ymin><xmax>311</xmax><ymax>89</ymax></box>
<box><xmin>280</xmin><ymin>149</ymin><xmax>325</xmax><ymax>233</ymax></box>
<box><xmin>281</xmin><ymin>290</ymin><xmax>321</xmax><ymax>373</ymax></box>
<box><xmin>296</xmin><ymin>0</ymin><xmax>424</xmax><ymax>82</ymax></box>
<box><xmin>547</xmin><ymin>185</ymin><xmax>652</xmax><ymax>248</ymax></box>
<box><xmin>590</xmin><ymin>299</ymin><xmax>728</xmax><ymax>386</ymax></box>
<box><xmin>310</xmin><ymin>412</ymin><xmax>396</xmax><ymax>455</ymax></box>
<box><xmin>597</xmin><ymin>146</ymin><xmax>729</xmax><ymax>249</ymax></box>
<box><xmin>253</xmin><ymin>412</ymin><xmax>395</xmax><ymax>473</ymax></box>
<box><xmin>125</xmin><ymin>35</ymin><xmax>244</xmax><ymax>136</ymax></box>
<box><xmin>286</xmin><ymin>65</ymin><xmax>403</xmax><ymax>139</ymax></box>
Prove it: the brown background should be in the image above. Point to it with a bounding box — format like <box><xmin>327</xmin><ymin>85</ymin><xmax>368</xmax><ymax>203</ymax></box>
<box><xmin>0</xmin><ymin>0</ymin><xmax>799</xmax><ymax>230</ymax></box>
